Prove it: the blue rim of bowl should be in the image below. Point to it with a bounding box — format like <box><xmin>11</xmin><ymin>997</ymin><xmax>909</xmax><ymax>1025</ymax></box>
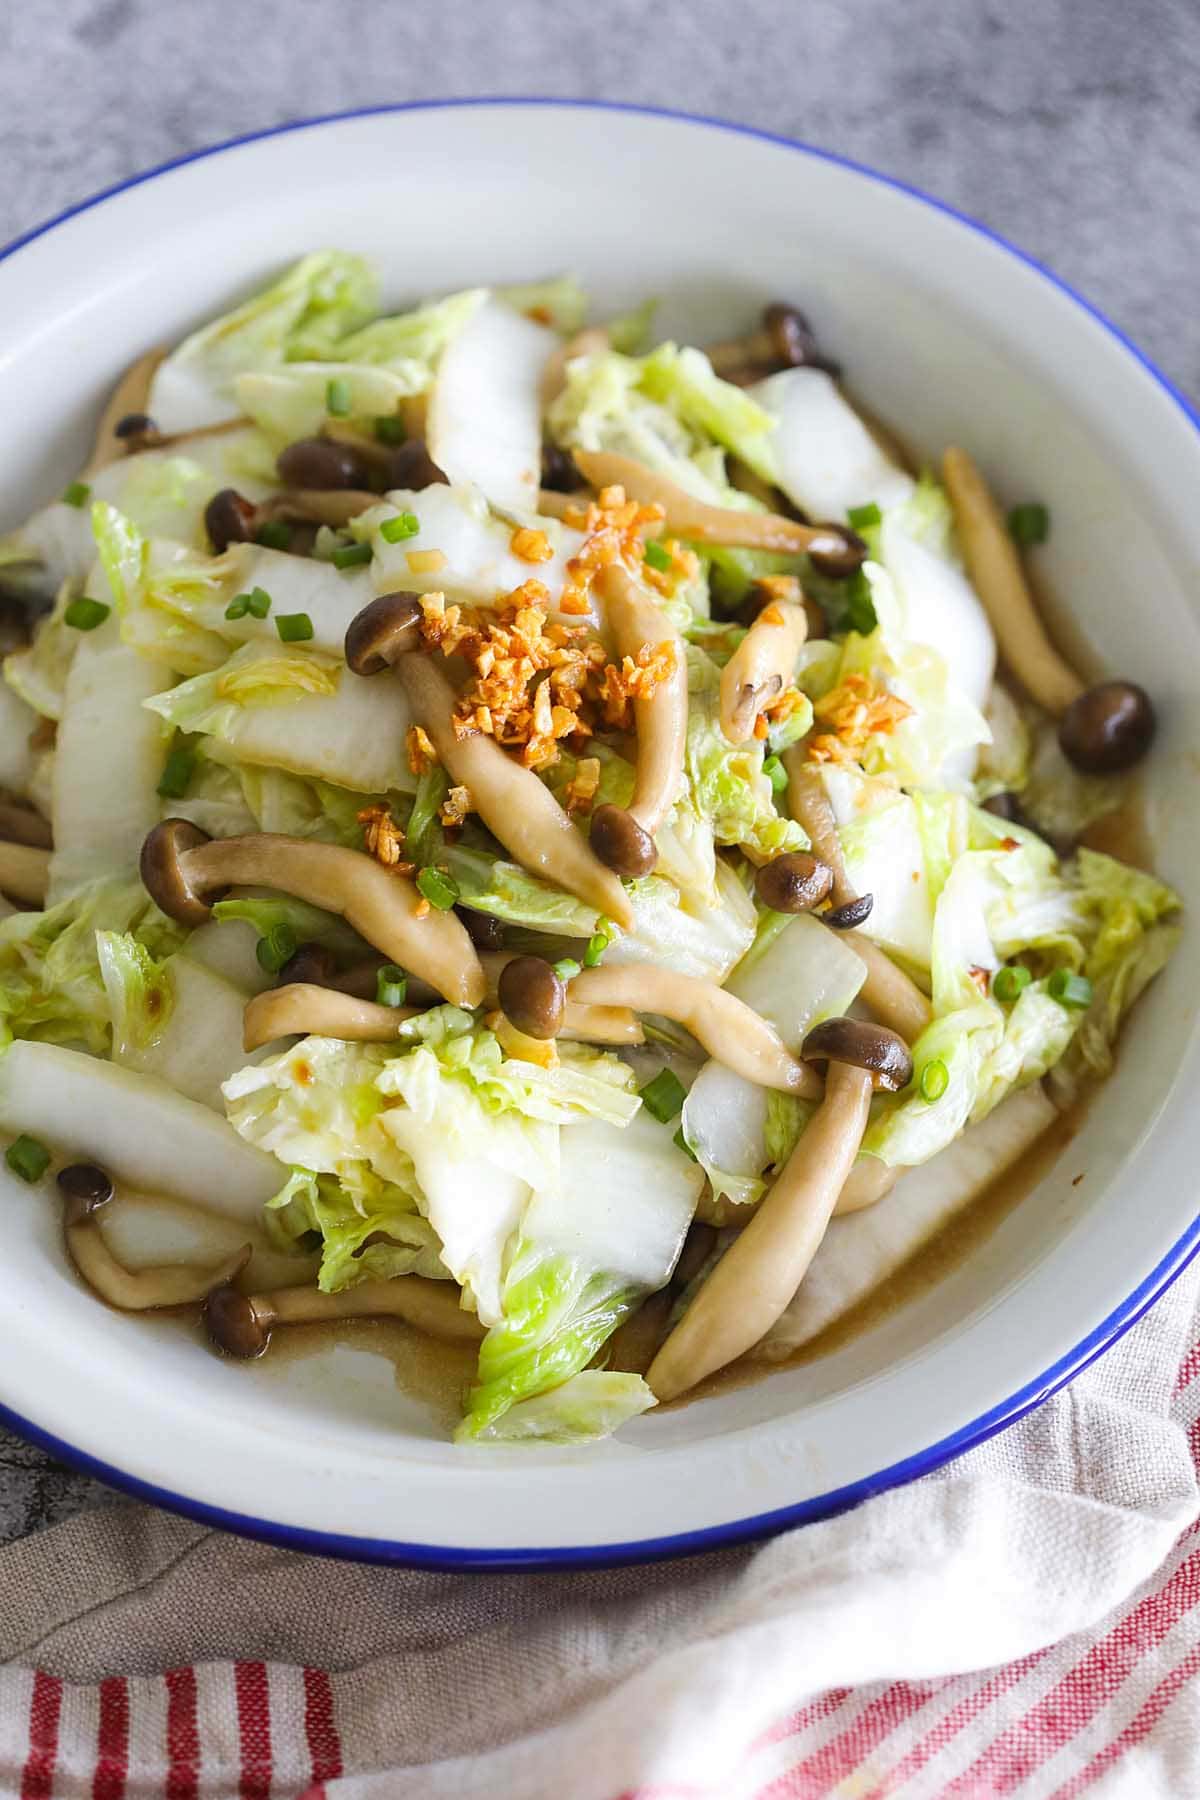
<box><xmin>1</xmin><ymin>98</ymin><xmax>1198</xmax><ymax>1573</ymax></box>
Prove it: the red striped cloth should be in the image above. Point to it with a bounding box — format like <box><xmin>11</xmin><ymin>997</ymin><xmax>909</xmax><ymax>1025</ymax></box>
<box><xmin>0</xmin><ymin>1308</ymin><xmax>1198</xmax><ymax>1798</ymax></box>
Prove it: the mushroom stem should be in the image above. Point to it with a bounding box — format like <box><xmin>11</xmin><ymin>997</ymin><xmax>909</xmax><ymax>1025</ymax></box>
<box><xmin>571</xmin><ymin>449</ymin><xmax>859</xmax><ymax>560</ymax></box>
<box><xmin>242</xmin><ymin>984</ymin><xmax>421</xmax><ymax>1053</ymax></box>
<box><xmin>143</xmin><ymin>823</ymin><xmax>485</xmax><ymax>1008</ymax></box>
<box><xmin>941</xmin><ymin>447</ymin><xmax>1083</xmax><ymax>715</ymax></box>
<box><xmin>395</xmin><ymin>654</ymin><xmax>634</xmax><ymax>929</ymax></box>
<box><xmin>65</xmin><ymin>1198</ymin><xmax>251</xmax><ymax>1311</ymax></box>
<box><xmin>719</xmin><ymin>599</ymin><xmax>808</xmax><ymax>743</ymax></box>
<box><xmin>568</xmin><ymin>965</ymin><xmax>822</xmax><ymax>1097</ymax></box>
<box><xmin>695</xmin><ymin>1153</ymin><xmax>899</xmax><ymax>1228</ymax></box>
<box><xmin>598</xmin><ymin>563</ymin><xmax>687</xmax><ymax>835</ymax></box>
<box><xmin>0</xmin><ymin>841</ymin><xmax>49</xmax><ymax>905</ymax></box>
<box><xmin>0</xmin><ymin>802</ymin><xmax>52</xmax><ymax>850</ymax></box>
<box><xmin>834</xmin><ymin>1157</ymin><xmax>899</xmax><ymax>1216</ymax></box>
<box><xmin>646</xmin><ymin>1061</ymin><xmax>873</xmax><ymax>1400</ymax></box>
<box><xmin>262</xmin><ymin>1277</ymin><xmax>485</xmax><ymax>1339</ymax></box>
<box><xmin>82</xmin><ymin>347</ymin><xmax>167</xmax><ymax>477</ymax></box>
<box><xmin>207</xmin><ymin>1275</ymin><xmax>485</xmax><ymax>1356</ymax></box>
<box><xmin>784</xmin><ymin>754</ymin><xmax>932</xmax><ymax>1041</ymax></box>
<box><xmin>267</xmin><ymin>488</ymin><xmax>381</xmax><ymax>529</ymax></box>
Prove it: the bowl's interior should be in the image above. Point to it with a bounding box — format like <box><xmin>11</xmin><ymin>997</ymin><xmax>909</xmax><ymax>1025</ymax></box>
<box><xmin>1</xmin><ymin>104</ymin><xmax>1198</xmax><ymax>1562</ymax></box>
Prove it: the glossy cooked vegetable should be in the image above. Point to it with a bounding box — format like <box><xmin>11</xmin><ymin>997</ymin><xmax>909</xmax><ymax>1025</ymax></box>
<box><xmin>0</xmin><ymin>256</ymin><xmax>1178</xmax><ymax>1449</ymax></box>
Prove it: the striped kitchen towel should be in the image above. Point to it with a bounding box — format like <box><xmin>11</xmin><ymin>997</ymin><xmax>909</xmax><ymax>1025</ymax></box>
<box><xmin>0</xmin><ymin>1266</ymin><xmax>1197</xmax><ymax>1798</ymax></box>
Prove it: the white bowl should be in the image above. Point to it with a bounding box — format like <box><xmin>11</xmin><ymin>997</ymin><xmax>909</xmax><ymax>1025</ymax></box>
<box><xmin>1</xmin><ymin>102</ymin><xmax>1198</xmax><ymax>1569</ymax></box>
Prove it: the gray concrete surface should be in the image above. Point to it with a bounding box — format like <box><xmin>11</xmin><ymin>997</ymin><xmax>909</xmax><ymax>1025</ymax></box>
<box><xmin>0</xmin><ymin>0</ymin><xmax>1196</xmax><ymax>1538</ymax></box>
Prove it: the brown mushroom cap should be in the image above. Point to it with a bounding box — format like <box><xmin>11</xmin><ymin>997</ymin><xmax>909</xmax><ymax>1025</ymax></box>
<box><xmin>763</xmin><ymin>302</ymin><xmax>840</xmax><ymax>376</ymax></box>
<box><xmin>57</xmin><ymin>1162</ymin><xmax>115</xmax><ymax>1217</ymax></box>
<box><xmin>383</xmin><ymin>437</ymin><xmax>448</xmax><ymax>491</ymax></box>
<box><xmin>139</xmin><ymin>818</ymin><xmax>219</xmax><ymax>926</ymax></box>
<box><xmin>497</xmin><ymin>956</ymin><xmax>566</xmax><ymax>1041</ymax></box>
<box><xmin>755</xmin><ymin>852</ymin><xmax>834</xmax><ymax>915</ymax></box>
<box><xmin>204</xmin><ymin>487</ymin><xmax>258</xmax><ymax>553</ymax></box>
<box><xmin>823</xmin><ymin>893</ymin><xmax>875</xmax><ymax>931</ymax></box>
<box><xmin>590</xmin><ymin>803</ymin><xmax>657</xmax><ymax>878</ymax></box>
<box><xmin>277</xmin><ymin>437</ymin><xmax>369</xmax><ymax>491</ymax></box>
<box><xmin>205</xmin><ymin>1282</ymin><xmax>270</xmax><ymax>1359</ymax></box>
<box><xmin>1057</xmin><ymin>680</ymin><xmax>1156</xmax><ymax>775</ymax></box>
<box><xmin>344</xmin><ymin>591</ymin><xmax>423</xmax><ymax>675</ymax></box>
<box><xmin>802</xmin><ymin>1017</ymin><xmax>914</xmax><ymax>1092</ymax></box>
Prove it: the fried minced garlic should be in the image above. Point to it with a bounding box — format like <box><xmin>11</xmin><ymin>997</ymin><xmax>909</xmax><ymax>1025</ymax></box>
<box><xmin>510</xmin><ymin>526</ymin><xmax>554</xmax><ymax>564</ymax></box>
<box><xmin>560</xmin><ymin>483</ymin><xmax>667</xmax><ymax>616</ymax></box>
<box><xmin>805</xmin><ymin>672</ymin><xmax>915</xmax><ymax>765</ymax></box>
<box><xmin>414</xmin><ymin>582</ymin><xmax>675</xmax><ymax>771</ymax></box>
<box><xmin>598</xmin><ymin>642</ymin><xmax>679</xmax><ymax>731</ymax></box>
<box><xmin>358</xmin><ymin>803</ymin><xmax>415</xmax><ymax>874</ymax></box>
<box><xmin>642</xmin><ymin>536</ymin><xmax>701</xmax><ymax>599</ymax></box>
<box><xmin>563</xmin><ymin>755</ymin><xmax>601</xmax><ymax>817</ymax></box>
<box><xmin>406</xmin><ymin>724</ymin><xmax>439</xmax><ymax>777</ymax></box>
<box><xmin>438</xmin><ymin>784</ymin><xmax>473</xmax><ymax>828</ymax></box>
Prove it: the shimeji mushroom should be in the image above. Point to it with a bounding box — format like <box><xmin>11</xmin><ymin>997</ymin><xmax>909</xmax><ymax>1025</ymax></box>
<box><xmin>205</xmin><ymin>1273</ymin><xmax>485</xmax><ymax>1359</ymax></box>
<box><xmin>942</xmin><ymin>447</ymin><xmax>1155</xmax><ymax>774</ymax></box>
<box><xmin>81</xmin><ymin>347</ymin><xmax>168</xmax><ymax>477</ymax></box>
<box><xmin>478</xmin><ymin>952</ymin><xmax>642</xmax><ymax>1046</ymax></box>
<box><xmin>568</xmin><ymin>965</ymin><xmax>822</xmax><ymax>1098</ymax></box>
<box><xmin>139</xmin><ymin>818</ymin><xmax>485</xmax><ymax>1008</ymax></box>
<box><xmin>783</xmin><ymin>756</ymin><xmax>932</xmax><ymax>1044</ymax></box>
<box><xmin>646</xmin><ymin>1017</ymin><xmax>913</xmax><ymax>1401</ymax></box>
<box><xmin>58</xmin><ymin>1163</ymin><xmax>251</xmax><ymax>1311</ymax></box>
<box><xmin>203</xmin><ymin>485</ymin><xmax>379</xmax><ymax>552</ymax></box>
<box><xmin>719</xmin><ymin>596</ymin><xmax>809</xmax><ymax>743</ymax></box>
<box><xmin>589</xmin><ymin>564</ymin><xmax>688</xmax><ymax>878</ymax></box>
<box><xmin>705</xmin><ymin>302</ymin><xmax>840</xmax><ymax>384</ymax></box>
<box><xmin>570</xmin><ymin>448</ymin><xmax>866</xmax><ymax>567</ymax></box>
<box><xmin>242</xmin><ymin>983</ymin><xmax>423</xmax><ymax>1052</ymax></box>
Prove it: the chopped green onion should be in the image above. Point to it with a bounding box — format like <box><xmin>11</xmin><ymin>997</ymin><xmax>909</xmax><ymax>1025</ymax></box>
<box><xmin>225</xmin><ymin>585</ymin><xmax>271</xmax><ymax>622</ymax></box>
<box><xmin>255</xmin><ymin>924</ymin><xmax>298</xmax><ymax>974</ymax></box>
<box><xmin>61</xmin><ymin>481</ymin><xmax>91</xmax><ymax>509</ymax></box>
<box><xmin>1007</xmin><ymin>503</ymin><xmax>1050</xmax><ymax>548</ymax></box>
<box><xmin>763</xmin><ymin>754</ymin><xmax>788</xmax><ymax>794</ymax></box>
<box><xmin>156</xmin><ymin>746</ymin><xmax>196</xmax><ymax>800</ymax></box>
<box><xmin>919</xmin><ymin>1059</ymin><xmax>950</xmax><ymax>1102</ymax></box>
<box><xmin>416</xmin><ymin>867</ymin><xmax>459</xmax><ymax>910</ymax></box>
<box><xmin>584</xmin><ymin>921</ymin><xmax>613</xmax><ymax>967</ymax></box>
<box><xmin>553</xmin><ymin>957</ymin><xmax>582</xmax><ymax>980</ymax></box>
<box><xmin>845</xmin><ymin>570</ymin><xmax>877</xmax><ymax>636</ymax></box>
<box><xmin>847</xmin><ymin>501</ymin><xmax>881</xmax><ymax>531</ymax></box>
<box><xmin>379</xmin><ymin>511</ymin><xmax>421</xmax><ymax>544</ymax></box>
<box><xmin>375</xmin><ymin>964</ymin><xmax>408</xmax><ymax>1008</ymax></box>
<box><xmin>1048</xmin><ymin>968</ymin><xmax>1093</xmax><ymax>1008</ymax></box>
<box><xmin>673</xmin><ymin>1125</ymin><xmax>698</xmax><ymax>1163</ymax></box>
<box><xmin>256</xmin><ymin>519</ymin><xmax>291</xmax><ymax>550</ymax></box>
<box><xmin>275</xmin><ymin>612</ymin><xmax>314</xmax><ymax>643</ymax></box>
<box><xmin>64</xmin><ymin>596</ymin><xmax>111</xmax><ymax>631</ymax></box>
<box><xmin>639</xmin><ymin>1068</ymin><xmax>687</xmax><ymax>1123</ymax></box>
<box><xmin>643</xmin><ymin>539</ymin><xmax>672</xmax><ymax>572</ymax></box>
<box><xmin>312</xmin><ymin>526</ymin><xmax>342</xmax><ymax>562</ymax></box>
<box><xmin>5</xmin><ymin>1134</ymin><xmax>51</xmax><ymax>1183</ymax></box>
<box><xmin>374</xmin><ymin>414</ymin><xmax>407</xmax><ymax>445</ymax></box>
<box><xmin>331</xmin><ymin>541</ymin><xmax>372</xmax><ymax>569</ymax></box>
<box><xmin>325</xmin><ymin>377</ymin><xmax>352</xmax><ymax>417</ymax></box>
<box><xmin>992</xmin><ymin>964</ymin><xmax>1032</xmax><ymax>1004</ymax></box>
